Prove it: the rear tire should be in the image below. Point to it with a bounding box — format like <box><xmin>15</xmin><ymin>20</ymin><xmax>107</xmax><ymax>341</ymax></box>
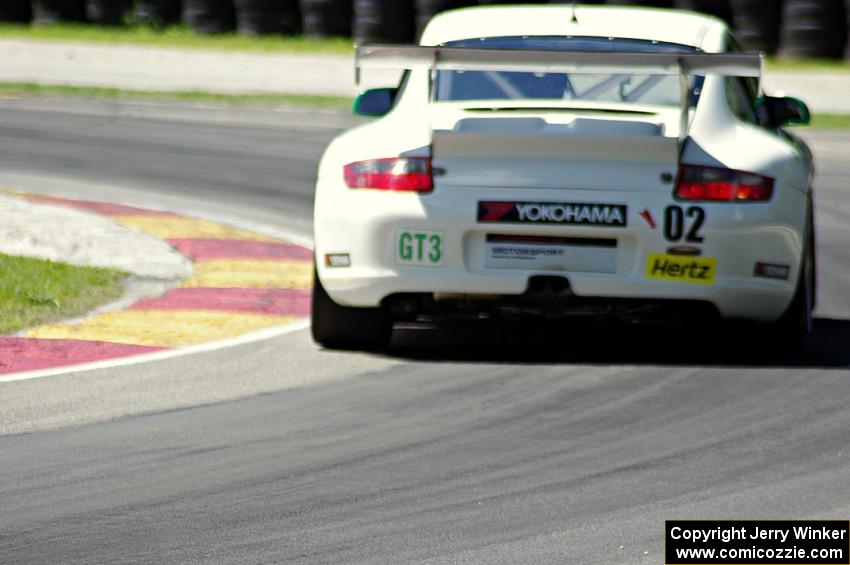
<box><xmin>771</xmin><ymin>198</ymin><xmax>816</xmax><ymax>355</ymax></box>
<box><xmin>311</xmin><ymin>266</ymin><xmax>392</xmax><ymax>351</ymax></box>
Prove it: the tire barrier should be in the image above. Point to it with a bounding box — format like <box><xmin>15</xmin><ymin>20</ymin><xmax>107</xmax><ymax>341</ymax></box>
<box><xmin>353</xmin><ymin>0</ymin><xmax>414</xmax><ymax>44</ymax></box>
<box><xmin>235</xmin><ymin>0</ymin><xmax>300</xmax><ymax>35</ymax></box>
<box><xmin>32</xmin><ymin>0</ymin><xmax>87</xmax><ymax>23</ymax></box>
<box><xmin>844</xmin><ymin>0</ymin><xmax>850</xmax><ymax>59</ymax></box>
<box><xmin>602</xmin><ymin>0</ymin><xmax>674</xmax><ymax>6</ymax></box>
<box><xmin>730</xmin><ymin>0</ymin><xmax>782</xmax><ymax>53</ymax></box>
<box><xmin>135</xmin><ymin>0</ymin><xmax>182</xmax><ymax>27</ymax></box>
<box><xmin>0</xmin><ymin>0</ymin><xmax>32</xmax><ymax>22</ymax></box>
<box><xmin>86</xmin><ymin>0</ymin><xmax>130</xmax><ymax>25</ymax></box>
<box><xmin>300</xmin><ymin>0</ymin><xmax>352</xmax><ymax>37</ymax></box>
<box><xmin>673</xmin><ymin>0</ymin><xmax>733</xmax><ymax>23</ymax></box>
<box><xmin>7</xmin><ymin>0</ymin><xmax>850</xmax><ymax>61</ymax></box>
<box><xmin>281</xmin><ymin>0</ymin><xmax>302</xmax><ymax>34</ymax></box>
<box><xmin>780</xmin><ymin>0</ymin><xmax>847</xmax><ymax>58</ymax></box>
<box><xmin>183</xmin><ymin>0</ymin><xmax>236</xmax><ymax>33</ymax></box>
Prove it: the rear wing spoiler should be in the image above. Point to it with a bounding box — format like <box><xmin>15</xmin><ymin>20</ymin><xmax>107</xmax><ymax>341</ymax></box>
<box><xmin>355</xmin><ymin>45</ymin><xmax>763</xmax><ymax>139</ymax></box>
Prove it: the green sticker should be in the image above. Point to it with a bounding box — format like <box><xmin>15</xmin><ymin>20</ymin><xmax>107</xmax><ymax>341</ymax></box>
<box><xmin>396</xmin><ymin>229</ymin><xmax>443</xmax><ymax>267</ymax></box>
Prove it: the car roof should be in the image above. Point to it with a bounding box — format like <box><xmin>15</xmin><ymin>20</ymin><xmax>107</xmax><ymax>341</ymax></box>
<box><xmin>419</xmin><ymin>5</ymin><xmax>727</xmax><ymax>52</ymax></box>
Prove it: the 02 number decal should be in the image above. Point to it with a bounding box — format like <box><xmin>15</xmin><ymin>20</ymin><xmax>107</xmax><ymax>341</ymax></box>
<box><xmin>664</xmin><ymin>205</ymin><xmax>705</xmax><ymax>243</ymax></box>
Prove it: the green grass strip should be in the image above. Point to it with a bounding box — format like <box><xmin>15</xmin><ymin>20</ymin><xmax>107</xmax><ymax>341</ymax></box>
<box><xmin>0</xmin><ymin>23</ymin><xmax>355</xmax><ymax>54</ymax></box>
<box><xmin>766</xmin><ymin>57</ymin><xmax>850</xmax><ymax>73</ymax></box>
<box><xmin>0</xmin><ymin>82</ymin><xmax>353</xmax><ymax>109</ymax></box>
<box><xmin>0</xmin><ymin>253</ymin><xmax>127</xmax><ymax>334</ymax></box>
<box><xmin>2</xmin><ymin>81</ymin><xmax>848</xmax><ymax>128</ymax></box>
<box><xmin>808</xmin><ymin>113</ymin><xmax>850</xmax><ymax>129</ymax></box>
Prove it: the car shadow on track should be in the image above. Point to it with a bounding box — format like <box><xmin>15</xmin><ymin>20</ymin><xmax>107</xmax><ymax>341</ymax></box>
<box><xmin>386</xmin><ymin>317</ymin><xmax>850</xmax><ymax>368</ymax></box>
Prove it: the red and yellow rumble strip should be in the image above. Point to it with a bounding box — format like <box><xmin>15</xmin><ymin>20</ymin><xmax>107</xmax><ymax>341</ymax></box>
<box><xmin>0</xmin><ymin>193</ymin><xmax>312</xmax><ymax>376</ymax></box>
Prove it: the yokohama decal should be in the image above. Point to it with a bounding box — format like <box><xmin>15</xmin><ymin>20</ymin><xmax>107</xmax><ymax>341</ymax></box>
<box><xmin>478</xmin><ymin>201</ymin><xmax>627</xmax><ymax>227</ymax></box>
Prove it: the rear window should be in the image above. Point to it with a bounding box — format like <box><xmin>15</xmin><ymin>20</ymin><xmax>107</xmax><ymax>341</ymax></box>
<box><xmin>434</xmin><ymin>36</ymin><xmax>702</xmax><ymax>108</ymax></box>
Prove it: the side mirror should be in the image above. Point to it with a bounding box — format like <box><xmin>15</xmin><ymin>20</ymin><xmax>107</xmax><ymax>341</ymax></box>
<box><xmin>757</xmin><ymin>96</ymin><xmax>811</xmax><ymax>128</ymax></box>
<box><xmin>353</xmin><ymin>88</ymin><xmax>398</xmax><ymax>117</ymax></box>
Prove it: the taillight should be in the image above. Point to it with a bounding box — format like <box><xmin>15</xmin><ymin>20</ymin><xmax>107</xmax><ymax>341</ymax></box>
<box><xmin>343</xmin><ymin>157</ymin><xmax>433</xmax><ymax>193</ymax></box>
<box><xmin>675</xmin><ymin>165</ymin><xmax>774</xmax><ymax>202</ymax></box>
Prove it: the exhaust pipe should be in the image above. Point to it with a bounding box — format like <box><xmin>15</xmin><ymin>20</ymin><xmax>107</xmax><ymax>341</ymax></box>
<box><xmin>528</xmin><ymin>275</ymin><xmax>572</xmax><ymax>296</ymax></box>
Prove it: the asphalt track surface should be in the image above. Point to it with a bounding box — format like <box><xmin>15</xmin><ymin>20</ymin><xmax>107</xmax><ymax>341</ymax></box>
<box><xmin>1</xmin><ymin>98</ymin><xmax>849</xmax><ymax>564</ymax></box>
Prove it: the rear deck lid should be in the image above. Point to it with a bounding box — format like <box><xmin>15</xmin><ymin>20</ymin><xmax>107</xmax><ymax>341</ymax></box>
<box><xmin>431</xmin><ymin>109</ymin><xmax>680</xmax><ymax>192</ymax></box>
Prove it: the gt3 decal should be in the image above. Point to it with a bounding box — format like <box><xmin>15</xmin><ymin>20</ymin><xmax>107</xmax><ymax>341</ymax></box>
<box><xmin>478</xmin><ymin>201</ymin><xmax>627</xmax><ymax>227</ymax></box>
<box><xmin>396</xmin><ymin>229</ymin><xmax>443</xmax><ymax>267</ymax></box>
<box><xmin>663</xmin><ymin>205</ymin><xmax>705</xmax><ymax>243</ymax></box>
<box><xmin>646</xmin><ymin>253</ymin><xmax>716</xmax><ymax>285</ymax></box>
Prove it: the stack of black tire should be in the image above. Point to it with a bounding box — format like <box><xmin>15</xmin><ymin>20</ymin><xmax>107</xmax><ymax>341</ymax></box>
<box><xmin>183</xmin><ymin>0</ymin><xmax>303</xmax><ymax>35</ymax></box>
<box><xmin>300</xmin><ymin>0</ymin><xmax>350</xmax><ymax>37</ymax></box>
<box><xmin>0</xmin><ymin>0</ymin><xmax>32</xmax><ymax>22</ymax></box>
<box><xmin>235</xmin><ymin>0</ymin><xmax>300</xmax><ymax>35</ymax></box>
<box><xmin>603</xmin><ymin>0</ymin><xmax>672</xmax><ymax>6</ymax></box>
<box><xmin>731</xmin><ymin>0</ymin><xmax>783</xmax><ymax>53</ymax></box>
<box><xmin>352</xmin><ymin>0</ymin><xmax>412</xmax><ymax>44</ymax></box>
<box><xmin>135</xmin><ymin>0</ymin><xmax>182</xmax><ymax>27</ymax></box>
<box><xmin>780</xmin><ymin>0</ymin><xmax>846</xmax><ymax>58</ymax></box>
<box><xmin>674</xmin><ymin>0</ymin><xmax>733</xmax><ymax>23</ymax></box>
<box><xmin>31</xmin><ymin>0</ymin><xmax>86</xmax><ymax>23</ymax></box>
<box><xmin>183</xmin><ymin>0</ymin><xmax>234</xmax><ymax>32</ymax></box>
<box><xmin>86</xmin><ymin>0</ymin><xmax>131</xmax><ymax>25</ymax></box>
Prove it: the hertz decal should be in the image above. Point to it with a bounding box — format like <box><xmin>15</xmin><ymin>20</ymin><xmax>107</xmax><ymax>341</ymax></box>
<box><xmin>646</xmin><ymin>253</ymin><xmax>717</xmax><ymax>285</ymax></box>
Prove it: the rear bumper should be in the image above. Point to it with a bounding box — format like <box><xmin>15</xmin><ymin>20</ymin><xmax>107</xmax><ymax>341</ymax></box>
<box><xmin>314</xmin><ymin>185</ymin><xmax>806</xmax><ymax>322</ymax></box>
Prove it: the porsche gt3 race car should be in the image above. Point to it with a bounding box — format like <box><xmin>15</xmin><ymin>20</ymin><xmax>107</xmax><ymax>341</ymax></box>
<box><xmin>311</xmin><ymin>4</ymin><xmax>816</xmax><ymax>352</ymax></box>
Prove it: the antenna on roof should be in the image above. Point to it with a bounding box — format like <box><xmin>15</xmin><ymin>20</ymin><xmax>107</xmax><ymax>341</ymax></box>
<box><xmin>571</xmin><ymin>1</ymin><xmax>579</xmax><ymax>24</ymax></box>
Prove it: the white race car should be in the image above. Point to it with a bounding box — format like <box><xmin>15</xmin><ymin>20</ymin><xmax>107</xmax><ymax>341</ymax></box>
<box><xmin>312</xmin><ymin>4</ymin><xmax>815</xmax><ymax>352</ymax></box>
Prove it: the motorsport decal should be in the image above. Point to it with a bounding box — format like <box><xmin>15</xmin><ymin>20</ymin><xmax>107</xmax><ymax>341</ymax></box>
<box><xmin>645</xmin><ymin>253</ymin><xmax>717</xmax><ymax>285</ymax></box>
<box><xmin>484</xmin><ymin>234</ymin><xmax>617</xmax><ymax>273</ymax></box>
<box><xmin>396</xmin><ymin>229</ymin><xmax>443</xmax><ymax>267</ymax></box>
<box><xmin>478</xmin><ymin>201</ymin><xmax>627</xmax><ymax>227</ymax></box>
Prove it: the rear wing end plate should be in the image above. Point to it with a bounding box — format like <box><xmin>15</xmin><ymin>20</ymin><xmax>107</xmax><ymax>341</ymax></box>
<box><xmin>355</xmin><ymin>45</ymin><xmax>763</xmax><ymax>140</ymax></box>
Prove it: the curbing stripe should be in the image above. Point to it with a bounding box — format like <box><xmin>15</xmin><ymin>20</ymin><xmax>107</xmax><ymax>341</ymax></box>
<box><xmin>18</xmin><ymin>194</ymin><xmax>180</xmax><ymax>217</ymax></box>
<box><xmin>110</xmin><ymin>215</ymin><xmax>283</xmax><ymax>242</ymax></box>
<box><xmin>181</xmin><ymin>259</ymin><xmax>312</xmax><ymax>289</ymax></box>
<box><xmin>167</xmin><ymin>238</ymin><xmax>314</xmax><ymax>261</ymax></box>
<box><xmin>26</xmin><ymin>310</ymin><xmax>299</xmax><ymax>348</ymax></box>
<box><xmin>130</xmin><ymin>287</ymin><xmax>311</xmax><ymax>317</ymax></box>
<box><xmin>0</xmin><ymin>337</ymin><xmax>165</xmax><ymax>375</ymax></box>
<box><xmin>0</xmin><ymin>319</ymin><xmax>311</xmax><ymax>383</ymax></box>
